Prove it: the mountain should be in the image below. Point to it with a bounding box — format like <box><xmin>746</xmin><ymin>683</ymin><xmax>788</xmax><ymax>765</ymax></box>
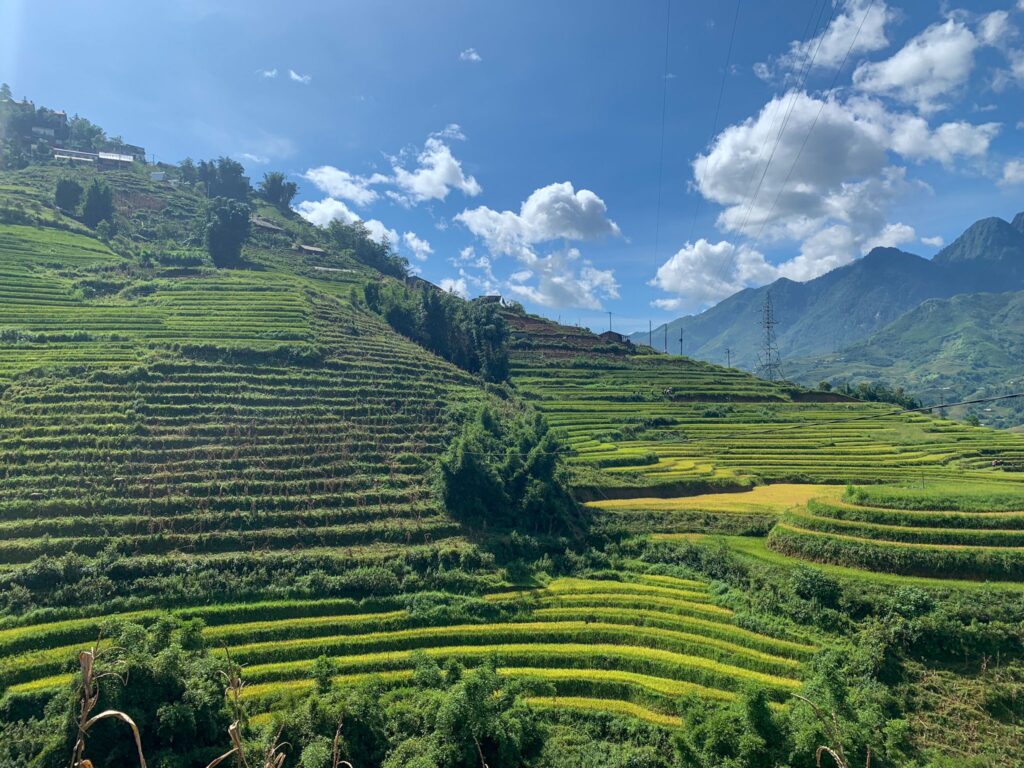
<box><xmin>630</xmin><ymin>246</ymin><xmax>959</xmax><ymax>369</ymax></box>
<box><xmin>633</xmin><ymin>211</ymin><xmax>1024</xmax><ymax>373</ymax></box>
<box><xmin>786</xmin><ymin>290</ymin><xmax>1024</xmax><ymax>428</ymax></box>
<box><xmin>931</xmin><ymin>216</ymin><xmax>1024</xmax><ymax>291</ymax></box>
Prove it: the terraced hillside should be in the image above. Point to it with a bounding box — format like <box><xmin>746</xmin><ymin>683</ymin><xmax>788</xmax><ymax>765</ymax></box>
<box><xmin>0</xmin><ymin>165</ymin><xmax>827</xmax><ymax>741</ymax></box>
<box><xmin>769</xmin><ymin>483</ymin><xmax>1024</xmax><ymax>580</ymax></box>
<box><xmin>505</xmin><ymin>313</ymin><xmax>1024</xmax><ymax>496</ymax></box>
<box><xmin>0</xmin><ymin>572</ymin><xmax>816</xmax><ymax>728</ymax></box>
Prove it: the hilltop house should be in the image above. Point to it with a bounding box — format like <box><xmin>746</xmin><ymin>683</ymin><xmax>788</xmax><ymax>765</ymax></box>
<box><xmin>598</xmin><ymin>330</ymin><xmax>629</xmax><ymax>344</ymax></box>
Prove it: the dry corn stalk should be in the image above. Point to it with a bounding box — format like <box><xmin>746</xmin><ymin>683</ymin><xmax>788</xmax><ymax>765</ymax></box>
<box><xmin>69</xmin><ymin>643</ymin><xmax>147</xmax><ymax>768</ymax></box>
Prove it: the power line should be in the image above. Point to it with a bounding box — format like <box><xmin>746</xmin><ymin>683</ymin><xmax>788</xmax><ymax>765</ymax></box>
<box><xmin>686</xmin><ymin>0</ymin><xmax>743</xmax><ymax>244</ymax></box>
<box><xmin>734</xmin><ymin>0</ymin><xmax>837</xmax><ymax>237</ymax></box>
<box><xmin>753</xmin><ymin>0</ymin><xmax>877</xmax><ymax>244</ymax></box>
<box><xmin>652</xmin><ymin>0</ymin><xmax>673</xmax><ymax>268</ymax></box>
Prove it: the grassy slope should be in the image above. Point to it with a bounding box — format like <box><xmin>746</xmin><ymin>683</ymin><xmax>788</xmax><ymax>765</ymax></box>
<box><xmin>0</xmin><ymin>164</ymin><xmax>820</xmax><ymax>729</ymax></box>
<box><xmin>787</xmin><ymin>289</ymin><xmax>1024</xmax><ymax>429</ymax></box>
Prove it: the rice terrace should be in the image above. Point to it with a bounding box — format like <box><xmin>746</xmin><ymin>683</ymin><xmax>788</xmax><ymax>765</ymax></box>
<box><xmin>4</xmin><ymin>2</ymin><xmax>1024</xmax><ymax>767</ymax></box>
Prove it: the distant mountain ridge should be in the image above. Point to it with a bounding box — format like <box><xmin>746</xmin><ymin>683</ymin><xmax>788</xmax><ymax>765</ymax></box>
<box><xmin>631</xmin><ymin>211</ymin><xmax>1024</xmax><ymax>371</ymax></box>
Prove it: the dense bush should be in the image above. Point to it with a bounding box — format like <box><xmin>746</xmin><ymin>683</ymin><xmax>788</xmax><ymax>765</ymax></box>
<box><xmin>438</xmin><ymin>403</ymin><xmax>579</xmax><ymax>535</ymax></box>
<box><xmin>204</xmin><ymin>196</ymin><xmax>251</xmax><ymax>267</ymax></box>
<box><xmin>365</xmin><ymin>281</ymin><xmax>510</xmax><ymax>382</ymax></box>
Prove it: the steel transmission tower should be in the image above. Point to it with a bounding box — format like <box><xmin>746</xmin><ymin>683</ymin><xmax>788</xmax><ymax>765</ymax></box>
<box><xmin>755</xmin><ymin>292</ymin><xmax>784</xmax><ymax>381</ymax></box>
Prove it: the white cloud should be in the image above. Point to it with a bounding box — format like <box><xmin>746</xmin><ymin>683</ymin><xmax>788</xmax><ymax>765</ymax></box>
<box><xmin>694</xmin><ymin>91</ymin><xmax>892</xmax><ymax>240</ymax></box>
<box><xmin>302</xmin><ymin>166</ymin><xmax>388</xmax><ymax>206</ymax></box>
<box><xmin>391</xmin><ymin>137</ymin><xmax>482</xmax><ymax>205</ymax></box>
<box><xmin>979</xmin><ymin>11</ymin><xmax>1015</xmax><ymax>47</ymax></box>
<box><xmin>456</xmin><ymin>182</ymin><xmax>622</xmax><ymax>310</ymax></box>
<box><xmin>650</xmin><ymin>239</ymin><xmax>778</xmax><ymax>311</ymax></box>
<box><xmin>293</xmin><ymin>197</ymin><xmax>396</xmax><ymax>245</ymax></box>
<box><xmin>431</xmin><ymin>123</ymin><xmax>467</xmax><ymax>141</ymax></box>
<box><xmin>456</xmin><ymin>182</ymin><xmax>620</xmax><ymax>256</ymax></box>
<box><xmin>1002</xmin><ymin>159</ymin><xmax>1024</xmax><ymax>185</ymax></box>
<box><xmin>363</xmin><ymin>220</ymin><xmax>399</xmax><ymax>246</ymax></box>
<box><xmin>853</xmin><ymin>19</ymin><xmax>978</xmax><ymax>114</ymax></box>
<box><xmin>862</xmin><ymin>221</ymin><xmax>916</xmax><ymax>252</ymax></box>
<box><xmin>506</xmin><ymin>249</ymin><xmax>619</xmax><ymax>310</ymax></box>
<box><xmin>289</xmin><ymin>69</ymin><xmax>312</xmax><ymax>84</ymax></box>
<box><xmin>886</xmin><ymin>116</ymin><xmax>1000</xmax><ymax>165</ymax></box>
<box><xmin>402</xmin><ymin>231</ymin><xmax>433</xmax><ymax>261</ymax></box>
<box><xmin>921</xmin><ymin>235</ymin><xmax>945</xmax><ymax>247</ymax></box>
<box><xmin>772</xmin><ymin>0</ymin><xmax>894</xmax><ymax>76</ymax></box>
<box><xmin>240</xmin><ymin>152</ymin><xmax>269</xmax><ymax>164</ymax></box>
<box><xmin>294</xmin><ymin>197</ymin><xmax>358</xmax><ymax>228</ymax></box>
<box><xmin>257</xmin><ymin>68</ymin><xmax>277</xmax><ymax>78</ymax></box>
<box><xmin>439</xmin><ymin>277</ymin><xmax>469</xmax><ymax>298</ymax></box>
<box><xmin>459</xmin><ymin>48</ymin><xmax>482</xmax><ymax>63</ymax></box>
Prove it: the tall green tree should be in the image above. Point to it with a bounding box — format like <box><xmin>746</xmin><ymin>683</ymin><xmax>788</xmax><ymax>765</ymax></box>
<box><xmin>258</xmin><ymin>171</ymin><xmax>298</xmax><ymax>208</ymax></box>
<box><xmin>81</xmin><ymin>179</ymin><xmax>114</xmax><ymax>228</ymax></box>
<box><xmin>197</xmin><ymin>157</ymin><xmax>250</xmax><ymax>200</ymax></box>
<box><xmin>438</xmin><ymin>404</ymin><xmax>578</xmax><ymax>534</ymax></box>
<box><xmin>54</xmin><ymin>178</ymin><xmax>83</xmax><ymax>212</ymax></box>
<box><xmin>205</xmin><ymin>196</ymin><xmax>251</xmax><ymax>267</ymax></box>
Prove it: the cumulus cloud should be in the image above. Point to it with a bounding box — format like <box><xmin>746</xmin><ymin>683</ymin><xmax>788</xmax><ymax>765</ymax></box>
<box><xmin>439</xmin><ymin>277</ymin><xmax>469</xmax><ymax>298</ymax></box>
<box><xmin>257</xmin><ymin>68</ymin><xmax>277</xmax><ymax>78</ymax></box>
<box><xmin>885</xmin><ymin>116</ymin><xmax>1000</xmax><ymax>165</ymax></box>
<box><xmin>456</xmin><ymin>182</ymin><xmax>622</xmax><ymax>310</ymax></box>
<box><xmin>293</xmin><ymin>197</ymin><xmax>396</xmax><ymax>246</ymax></box>
<box><xmin>979</xmin><ymin>10</ymin><xmax>1015</xmax><ymax>47</ymax></box>
<box><xmin>650</xmin><ymin>239</ymin><xmax>778</xmax><ymax>311</ymax></box>
<box><xmin>1002</xmin><ymin>159</ymin><xmax>1024</xmax><ymax>185</ymax></box>
<box><xmin>459</xmin><ymin>48</ymin><xmax>482</xmax><ymax>62</ymax></box>
<box><xmin>402</xmin><ymin>231</ymin><xmax>433</xmax><ymax>261</ymax></box>
<box><xmin>769</xmin><ymin>0</ymin><xmax>894</xmax><ymax>77</ymax></box>
<box><xmin>302</xmin><ymin>166</ymin><xmax>388</xmax><ymax>206</ymax></box>
<box><xmin>852</xmin><ymin>18</ymin><xmax>978</xmax><ymax>113</ymax></box>
<box><xmin>506</xmin><ymin>249</ymin><xmax>619</xmax><ymax>310</ymax></box>
<box><xmin>289</xmin><ymin>69</ymin><xmax>312</xmax><ymax>84</ymax></box>
<box><xmin>391</xmin><ymin>137</ymin><xmax>482</xmax><ymax>205</ymax></box>
<box><xmin>921</xmin><ymin>235</ymin><xmax>945</xmax><ymax>247</ymax></box>
<box><xmin>862</xmin><ymin>221</ymin><xmax>917</xmax><ymax>251</ymax></box>
<box><xmin>240</xmin><ymin>152</ymin><xmax>269</xmax><ymax>164</ymax></box>
<box><xmin>432</xmin><ymin>123</ymin><xmax>467</xmax><ymax>141</ymax></box>
<box><xmin>456</xmin><ymin>182</ymin><xmax>620</xmax><ymax>256</ymax></box>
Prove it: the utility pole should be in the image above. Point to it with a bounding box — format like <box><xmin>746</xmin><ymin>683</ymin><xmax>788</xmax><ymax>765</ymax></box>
<box><xmin>678</xmin><ymin>327</ymin><xmax>684</xmax><ymax>357</ymax></box>
<box><xmin>649</xmin><ymin>320</ymin><xmax>652</xmax><ymax>349</ymax></box>
<box><xmin>608</xmin><ymin>311</ymin><xmax>613</xmax><ymax>332</ymax></box>
<box><xmin>664</xmin><ymin>324</ymin><xmax>668</xmax><ymax>354</ymax></box>
<box><xmin>755</xmin><ymin>291</ymin><xmax>784</xmax><ymax>382</ymax></box>
<box><xmin>725</xmin><ymin>347</ymin><xmax>732</xmax><ymax>368</ymax></box>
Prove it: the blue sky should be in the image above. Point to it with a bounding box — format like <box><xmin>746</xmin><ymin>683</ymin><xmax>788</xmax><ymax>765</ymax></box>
<box><xmin>3</xmin><ymin>0</ymin><xmax>1024</xmax><ymax>332</ymax></box>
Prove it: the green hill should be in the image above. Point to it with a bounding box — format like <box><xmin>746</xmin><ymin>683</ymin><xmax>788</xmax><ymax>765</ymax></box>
<box><xmin>787</xmin><ymin>290</ymin><xmax>1024</xmax><ymax>429</ymax></box>
<box><xmin>4</xmin><ymin>98</ymin><xmax>1024</xmax><ymax>766</ymax></box>
<box><xmin>632</xmin><ymin>213</ymin><xmax>1024</xmax><ymax>379</ymax></box>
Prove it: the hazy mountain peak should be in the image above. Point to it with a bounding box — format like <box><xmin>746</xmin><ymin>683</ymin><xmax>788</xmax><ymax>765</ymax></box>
<box><xmin>1012</xmin><ymin>211</ymin><xmax>1024</xmax><ymax>235</ymax></box>
<box><xmin>933</xmin><ymin>216</ymin><xmax>1024</xmax><ymax>265</ymax></box>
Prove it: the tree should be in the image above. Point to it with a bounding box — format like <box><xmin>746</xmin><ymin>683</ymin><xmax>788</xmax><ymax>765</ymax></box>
<box><xmin>54</xmin><ymin>178</ymin><xmax>83</xmax><ymax>212</ymax></box>
<box><xmin>81</xmin><ymin>179</ymin><xmax>114</xmax><ymax>228</ymax></box>
<box><xmin>258</xmin><ymin>171</ymin><xmax>298</xmax><ymax>208</ymax></box>
<box><xmin>205</xmin><ymin>196</ymin><xmax>251</xmax><ymax>267</ymax></box>
<box><xmin>178</xmin><ymin>157</ymin><xmax>198</xmax><ymax>184</ymax></box>
<box><xmin>197</xmin><ymin>156</ymin><xmax>250</xmax><ymax>200</ymax></box>
<box><xmin>0</xmin><ymin>82</ymin><xmax>12</xmax><ymax>101</ymax></box>
<box><xmin>438</xmin><ymin>403</ymin><xmax>579</xmax><ymax>534</ymax></box>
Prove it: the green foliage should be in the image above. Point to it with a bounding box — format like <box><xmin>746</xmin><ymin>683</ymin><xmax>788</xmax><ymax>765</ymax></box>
<box><xmin>28</xmin><ymin>616</ymin><xmax>230</xmax><ymax>768</ymax></box>
<box><xmin>438</xmin><ymin>403</ymin><xmax>578</xmax><ymax>534</ymax></box>
<box><xmin>53</xmin><ymin>178</ymin><xmax>82</xmax><ymax>213</ymax></box>
<box><xmin>196</xmin><ymin>157</ymin><xmax>251</xmax><ymax>200</ymax></box>
<box><xmin>364</xmin><ymin>282</ymin><xmax>510</xmax><ymax>382</ymax></box>
<box><xmin>258</xmin><ymin>171</ymin><xmax>298</xmax><ymax>208</ymax></box>
<box><xmin>81</xmin><ymin>179</ymin><xmax>114</xmax><ymax>228</ymax></box>
<box><xmin>328</xmin><ymin>219</ymin><xmax>407</xmax><ymax>277</ymax></box>
<box><xmin>204</xmin><ymin>196</ymin><xmax>251</xmax><ymax>267</ymax></box>
<box><xmin>271</xmin><ymin>661</ymin><xmax>544</xmax><ymax>768</ymax></box>
<box><xmin>827</xmin><ymin>380</ymin><xmax>920</xmax><ymax>409</ymax></box>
